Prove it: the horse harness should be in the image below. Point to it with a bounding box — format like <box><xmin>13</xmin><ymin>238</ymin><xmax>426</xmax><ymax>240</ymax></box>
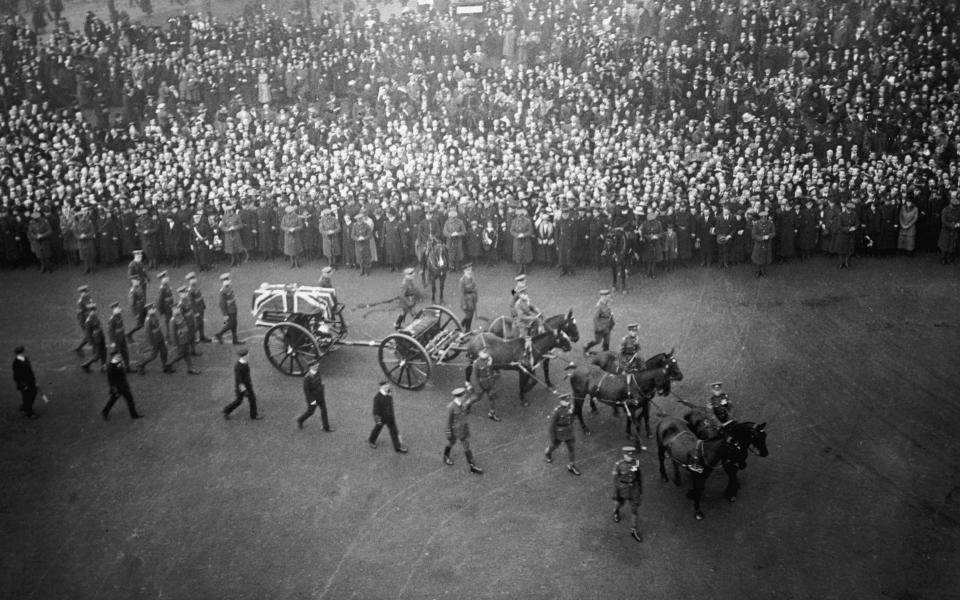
<box><xmin>664</xmin><ymin>429</ymin><xmax>707</xmax><ymax>474</ymax></box>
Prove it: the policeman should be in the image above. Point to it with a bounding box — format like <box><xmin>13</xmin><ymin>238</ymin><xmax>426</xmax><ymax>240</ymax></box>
<box><xmin>137</xmin><ymin>304</ymin><xmax>172</xmax><ymax>374</ymax></box>
<box><xmin>583</xmin><ymin>289</ymin><xmax>614</xmax><ymax>354</ymax></box>
<box><xmin>73</xmin><ymin>284</ymin><xmax>94</xmax><ymax>354</ymax></box>
<box><xmin>107</xmin><ymin>301</ymin><xmax>131</xmax><ymax>371</ymax></box>
<box><xmin>127</xmin><ymin>276</ymin><xmax>147</xmax><ymax>343</ymax></box>
<box><xmin>297</xmin><ymin>361</ymin><xmax>334</xmax><ymax>431</ymax></box>
<box><xmin>459</xmin><ymin>263</ymin><xmax>478</xmax><ymax>330</ymax></box>
<box><xmin>443</xmin><ymin>387</ymin><xmax>483</xmax><ymax>474</ymax></box>
<box><xmin>80</xmin><ymin>304</ymin><xmax>108</xmax><ymax>372</ymax></box>
<box><xmin>707</xmin><ymin>382</ymin><xmax>732</xmax><ymax>424</ymax></box>
<box><xmin>619</xmin><ymin>323</ymin><xmax>641</xmax><ymax>373</ymax></box>
<box><xmin>395</xmin><ymin>267</ymin><xmax>423</xmax><ymax>330</ymax></box>
<box><xmin>157</xmin><ymin>271</ymin><xmax>175</xmax><ymax>340</ymax></box>
<box><xmin>545</xmin><ymin>393</ymin><xmax>581</xmax><ymax>476</ymax></box>
<box><xmin>215</xmin><ymin>273</ymin><xmax>244</xmax><ymax>345</ymax></box>
<box><xmin>469</xmin><ymin>347</ymin><xmax>500</xmax><ymax>422</ymax></box>
<box><xmin>611</xmin><ymin>446</ymin><xmax>643</xmax><ymax>543</ymax></box>
<box><xmin>186</xmin><ymin>272</ymin><xmax>212</xmax><ymax>343</ymax></box>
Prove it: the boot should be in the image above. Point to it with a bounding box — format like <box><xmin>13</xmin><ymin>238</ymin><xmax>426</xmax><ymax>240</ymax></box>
<box><xmin>465</xmin><ymin>451</ymin><xmax>483</xmax><ymax>474</ymax></box>
<box><xmin>567</xmin><ymin>464</ymin><xmax>581</xmax><ymax>476</ymax></box>
<box><xmin>443</xmin><ymin>446</ymin><xmax>454</xmax><ymax>466</ymax></box>
<box><xmin>631</xmin><ymin>528</ymin><xmax>643</xmax><ymax>543</ymax></box>
<box><xmin>487</xmin><ymin>411</ymin><xmax>501</xmax><ymax>422</ymax></box>
<box><xmin>544</xmin><ymin>448</ymin><xmax>553</xmax><ymax>463</ymax></box>
<box><xmin>613</xmin><ymin>508</ymin><xmax>621</xmax><ymax>523</ymax></box>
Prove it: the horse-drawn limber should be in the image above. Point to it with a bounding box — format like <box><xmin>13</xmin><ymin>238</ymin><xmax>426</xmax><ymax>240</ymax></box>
<box><xmin>252</xmin><ymin>282</ymin><xmax>469</xmax><ymax>389</ymax></box>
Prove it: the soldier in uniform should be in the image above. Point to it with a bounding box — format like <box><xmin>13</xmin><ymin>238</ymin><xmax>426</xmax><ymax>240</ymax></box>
<box><xmin>619</xmin><ymin>323</ymin><xmax>641</xmax><ymax>374</ymax></box>
<box><xmin>107</xmin><ymin>301</ymin><xmax>131</xmax><ymax>371</ymax></box>
<box><xmin>751</xmin><ymin>208</ymin><xmax>776</xmax><ymax>278</ymax></box>
<box><xmin>459</xmin><ymin>263</ymin><xmax>478</xmax><ymax>330</ymax></box>
<box><xmin>136</xmin><ymin>304</ymin><xmax>172</xmax><ymax>374</ymax></box>
<box><xmin>351</xmin><ymin>211</ymin><xmax>373</xmax><ymax>276</ymax></box>
<box><xmin>102</xmin><ymin>351</ymin><xmax>143</xmax><ymax>421</ymax></box>
<box><xmin>612</xmin><ymin>446</ymin><xmax>644</xmax><ymax>542</ymax></box>
<box><xmin>176</xmin><ymin>286</ymin><xmax>201</xmax><ymax>356</ymax></box>
<box><xmin>74</xmin><ymin>285</ymin><xmax>94</xmax><ymax>354</ymax></box>
<box><xmin>127</xmin><ymin>277</ymin><xmax>147</xmax><ymax>343</ymax></box>
<box><xmin>545</xmin><ymin>393</ymin><xmax>581</xmax><ymax>476</ymax></box>
<box><xmin>443</xmin><ymin>387</ymin><xmax>483</xmax><ymax>474</ymax></box>
<box><xmin>127</xmin><ymin>249</ymin><xmax>149</xmax><ymax>292</ymax></box>
<box><xmin>443</xmin><ymin>208</ymin><xmax>466</xmax><ymax>271</ymax></box>
<box><xmin>219</xmin><ymin>204</ymin><xmax>245</xmax><ymax>267</ymax></box>
<box><xmin>509</xmin><ymin>206</ymin><xmax>534</xmax><ymax>275</ymax></box>
<box><xmin>167</xmin><ymin>305</ymin><xmax>200</xmax><ymax>375</ymax></box>
<box><xmin>514</xmin><ymin>288</ymin><xmax>543</xmax><ymax>361</ymax></box>
<box><xmin>395</xmin><ymin>267</ymin><xmax>423</xmax><ymax>330</ymax></box>
<box><xmin>186</xmin><ymin>272</ymin><xmax>212</xmax><ymax>343</ymax></box>
<box><xmin>281</xmin><ymin>204</ymin><xmax>304</xmax><ymax>268</ymax></box>
<box><xmin>223</xmin><ymin>348</ymin><xmax>261</xmax><ymax>420</ymax></box>
<box><xmin>318</xmin><ymin>208</ymin><xmax>341</xmax><ymax>268</ymax></box>
<box><xmin>368</xmin><ymin>381</ymin><xmax>408</xmax><ymax>452</ymax></box>
<box><xmin>190</xmin><ymin>213</ymin><xmax>212</xmax><ymax>271</ymax></box>
<box><xmin>157</xmin><ymin>271</ymin><xmax>175</xmax><ymax>340</ymax></box>
<box><xmin>469</xmin><ymin>347</ymin><xmax>500</xmax><ymax>422</ymax></box>
<box><xmin>80</xmin><ymin>304</ymin><xmax>108</xmax><ymax>372</ymax></box>
<box><xmin>583</xmin><ymin>289</ymin><xmax>614</xmax><ymax>354</ymax></box>
<box><xmin>297</xmin><ymin>361</ymin><xmax>333</xmax><ymax>431</ymax></box>
<box><xmin>706</xmin><ymin>381</ymin><xmax>732</xmax><ymax>424</ymax></box>
<box><xmin>27</xmin><ymin>210</ymin><xmax>54</xmax><ymax>273</ymax></box>
<box><xmin>214</xmin><ymin>273</ymin><xmax>244</xmax><ymax>345</ymax></box>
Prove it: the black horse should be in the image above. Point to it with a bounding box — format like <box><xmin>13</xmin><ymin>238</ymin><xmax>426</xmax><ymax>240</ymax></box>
<box><xmin>601</xmin><ymin>228</ymin><xmax>633</xmax><ymax>293</ymax></box>
<box><xmin>465</xmin><ymin>311</ymin><xmax>579</xmax><ymax>404</ymax></box>
<box><xmin>567</xmin><ymin>350</ymin><xmax>683</xmax><ymax>440</ymax></box>
<box><xmin>656</xmin><ymin>418</ymin><xmax>769</xmax><ymax>520</ymax></box>
<box><xmin>422</xmin><ymin>238</ymin><xmax>449</xmax><ymax>303</ymax></box>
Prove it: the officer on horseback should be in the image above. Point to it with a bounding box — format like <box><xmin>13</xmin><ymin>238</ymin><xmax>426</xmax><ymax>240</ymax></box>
<box><xmin>514</xmin><ymin>288</ymin><xmax>543</xmax><ymax>364</ymax></box>
<box><xmin>505</xmin><ymin>274</ymin><xmax>527</xmax><ymax>338</ymax></box>
<box><xmin>395</xmin><ymin>268</ymin><xmax>423</xmax><ymax>330</ymax></box>
<box><xmin>619</xmin><ymin>323</ymin><xmax>642</xmax><ymax>374</ymax></box>
<box><xmin>707</xmin><ymin>382</ymin><xmax>733</xmax><ymax>424</ymax></box>
<box><xmin>612</xmin><ymin>445</ymin><xmax>643</xmax><ymax>543</ymax></box>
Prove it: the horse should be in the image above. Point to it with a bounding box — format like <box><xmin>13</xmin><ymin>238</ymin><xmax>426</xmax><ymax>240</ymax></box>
<box><xmin>656</xmin><ymin>417</ymin><xmax>769</xmax><ymax>520</ymax></box>
<box><xmin>601</xmin><ymin>228</ymin><xmax>632</xmax><ymax>293</ymax></box>
<box><xmin>464</xmin><ymin>310</ymin><xmax>579</xmax><ymax>404</ymax></box>
<box><xmin>422</xmin><ymin>238</ymin><xmax>449</xmax><ymax>303</ymax></box>
<box><xmin>682</xmin><ymin>408</ymin><xmax>722</xmax><ymax>440</ymax></box>
<box><xmin>567</xmin><ymin>350</ymin><xmax>683</xmax><ymax>440</ymax></box>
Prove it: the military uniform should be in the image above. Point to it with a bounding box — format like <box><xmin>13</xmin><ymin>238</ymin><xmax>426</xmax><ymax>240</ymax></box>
<box><xmin>459</xmin><ymin>270</ymin><xmax>478</xmax><ymax>330</ymax></box>
<box><xmin>443</xmin><ymin>388</ymin><xmax>483</xmax><ymax>473</ymax></box>
<box><xmin>223</xmin><ymin>350</ymin><xmax>259</xmax><ymax>419</ymax></box>
<box><xmin>127</xmin><ymin>281</ymin><xmax>147</xmax><ymax>341</ymax></box>
<box><xmin>584</xmin><ymin>291</ymin><xmax>614</xmax><ymax>353</ymax></box>
<box><xmin>395</xmin><ymin>270</ymin><xmax>423</xmax><ymax>329</ymax></box>
<box><xmin>707</xmin><ymin>383</ymin><xmax>732</xmax><ymax>424</ymax></box>
<box><xmin>469</xmin><ymin>352</ymin><xmax>500</xmax><ymax>421</ymax></box>
<box><xmin>167</xmin><ymin>310</ymin><xmax>199</xmax><ymax>374</ymax></box>
<box><xmin>619</xmin><ymin>329</ymin><xmax>641</xmax><ymax>373</ymax></box>
<box><xmin>215</xmin><ymin>278</ymin><xmax>242</xmax><ymax>344</ymax></box>
<box><xmin>187</xmin><ymin>277</ymin><xmax>211</xmax><ymax>343</ymax></box>
<box><xmin>74</xmin><ymin>288</ymin><xmax>94</xmax><ymax>353</ymax></box>
<box><xmin>157</xmin><ymin>281</ymin><xmax>175</xmax><ymax>339</ymax></box>
<box><xmin>80</xmin><ymin>310</ymin><xmax>108</xmax><ymax>371</ymax></box>
<box><xmin>107</xmin><ymin>308</ymin><xmax>130</xmax><ymax>370</ymax></box>
<box><xmin>612</xmin><ymin>447</ymin><xmax>643</xmax><ymax>542</ymax></box>
<box><xmin>137</xmin><ymin>309</ymin><xmax>171</xmax><ymax>374</ymax></box>
<box><xmin>127</xmin><ymin>256</ymin><xmax>149</xmax><ymax>291</ymax></box>
<box><xmin>545</xmin><ymin>396</ymin><xmax>580</xmax><ymax>475</ymax></box>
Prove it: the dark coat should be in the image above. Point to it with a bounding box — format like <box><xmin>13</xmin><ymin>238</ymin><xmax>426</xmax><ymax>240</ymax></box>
<box><xmin>674</xmin><ymin>212</ymin><xmax>694</xmax><ymax>260</ymax></box>
<box><xmin>372</xmin><ymin>391</ymin><xmax>397</xmax><ymax>422</ymax></box>
<box><xmin>938</xmin><ymin>204</ymin><xmax>960</xmax><ymax>252</ymax></box>
<box><xmin>510</xmin><ymin>215</ymin><xmax>534</xmax><ymax>265</ymax></box>
<box><xmin>798</xmin><ymin>207</ymin><xmax>819</xmax><ymax>251</ymax></box>
<box><xmin>777</xmin><ymin>210</ymin><xmax>798</xmax><ymax>258</ymax></box>
<box><xmin>76</xmin><ymin>215</ymin><xmax>98</xmax><ymax>263</ymax></box>
<box><xmin>234</xmin><ymin>360</ymin><xmax>253</xmax><ymax>393</ymax></box>
<box><xmin>751</xmin><ymin>218</ymin><xmax>776</xmax><ymax>265</ymax></box>
<box><xmin>555</xmin><ymin>217</ymin><xmax>575</xmax><ymax>267</ymax></box>
<box><xmin>382</xmin><ymin>219</ymin><xmax>405</xmax><ymax>265</ymax></box>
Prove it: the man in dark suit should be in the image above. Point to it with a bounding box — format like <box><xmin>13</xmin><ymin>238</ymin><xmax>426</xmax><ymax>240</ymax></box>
<box><xmin>103</xmin><ymin>352</ymin><xmax>142</xmax><ymax>420</ymax></box>
<box><xmin>297</xmin><ymin>362</ymin><xmax>333</xmax><ymax>431</ymax></box>
<box><xmin>223</xmin><ymin>348</ymin><xmax>260</xmax><ymax>420</ymax></box>
<box><xmin>368</xmin><ymin>381</ymin><xmax>407</xmax><ymax>452</ymax></box>
<box><xmin>12</xmin><ymin>345</ymin><xmax>39</xmax><ymax>419</ymax></box>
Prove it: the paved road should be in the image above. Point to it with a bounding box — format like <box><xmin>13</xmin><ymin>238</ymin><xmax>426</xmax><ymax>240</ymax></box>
<box><xmin>2</xmin><ymin>254</ymin><xmax>959</xmax><ymax>600</ymax></box>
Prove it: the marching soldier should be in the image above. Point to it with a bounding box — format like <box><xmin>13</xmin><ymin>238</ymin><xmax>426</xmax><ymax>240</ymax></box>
<box><xmin>443</xmin><ymin>387</ymin><xmax>483</xmax><ymax>474</ymax></box>
<box><xmin>176</xmin><ymin>286</ymin><xmax>201</xmax><ymax>357</ymax></box>
<box><xmin>368</xmin><ymin>381</ymin><xmax>408</xmax><ymax>452</ymax></box>
<box><xmin>102</xmin><ymin>351</ymin><xmax>143</xmax><ymax>421</ymax></box>
<box><xmin>612</xmin><ymin>446</ymin><xmax>644</xmax><ymax>542</ymax></box>
<box><xmin>186</xmin><ymin>272</ymin><xmax>212</xmax><ymax>343</ymax></box>
<box><xmin>707</xmin><ymin>382</ymin><xmax>732</xmax><ymax>424</ymax></box>
<box><xmin>619</xmin><ymin>323</ymin><xmax>641</xmax><ymax>374</ymax></box>
<box><xmin>297</xmin><ymin>361</ymin><xmax>334</xmax><ymax>431</ymax></box>
<box><xmin>127</xmin><ymin>277</ymin><xmax>147</xmax><ymax>343</ymax></box>
<box><xmin>80</xmin><ymin>304</ymin><xmax>108</xmax><ymax>372</ymax></box>
<box><xmin>215</xmin><ymin>273</ymin><xmax>244</xmax><ymax>345</ymax></box>
<box><xmin>127</xmin><ymin>249</ymin><xmax>149</xmax><ymax>291</ymax></box>
<box><xmin>157</xmin><ymin>271</ymin><xmax>175</xmax><ymax>340</ymax></box>
<box><xmin>167</xmin><ymin>305</ymin><xmax>200</xmax><ymax>374</ymax></box>
<box><xmin>107</xmin><ymin>301</ymin><xmax>131</xmax><ymax>371</ymax></box>
<box><xmin>73</xmin><ymin>284</ymin><xmax>94</xmax><ymax>354</ymax></box>
<box><xmin>136</xmin><ymin>304</ymin><xmax>172</xmax><ymax>374</ymax></box>
<box><xmin>469</xmin><ymin>347</ymin><xmax>501</xmax><ymax>422</ymax></box>
<box><xmin>583</xmin><ymin>289</ymin><xmax>614</xmax><ymax>354</ymax></box>
<box><xmin>395</xmin><ymin>267</ymin><xmax>423</xmax><ymax>330</ymax></box>
<box><xmin>545</xmin><ymin>393</ymin><xmax>581</xmax><ymax>476</ymax></box>
<box><xmin>223</xmin><ymin>348</ymin><xmax>261</xmax><ymax>420</ymax></box>
<box><xmin>459</xmin><ymin>263</ymin><xmax>478</xmax><ymax>331</ymax></box>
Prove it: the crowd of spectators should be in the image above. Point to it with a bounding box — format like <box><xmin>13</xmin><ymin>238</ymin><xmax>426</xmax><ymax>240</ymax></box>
<box><xmin>2</xmin><ymin>0</ymin><xmax>960</xmax><ymax>276</ymax></box>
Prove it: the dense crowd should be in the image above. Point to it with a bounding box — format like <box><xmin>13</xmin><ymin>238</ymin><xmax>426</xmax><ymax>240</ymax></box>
<box><xmin>2</xmin><ymin>0</ymin><xmax>960</xmax><ymax>277</ymax></box>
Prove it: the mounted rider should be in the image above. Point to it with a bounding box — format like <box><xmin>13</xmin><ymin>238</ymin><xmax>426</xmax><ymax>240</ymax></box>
<box><xmin>619</xmin><ymin>323</ymin><xmax>642</xmax><ymax>374</ymax></box>
<box><xmin>514</xmin><ymin>287</ymin><xmax>543</xmax><ymax>363</ymax></box>
<box><xmin>707</xmin><ymin>381</ymin><xmax>733</xmax><ymax>426</ymax></box>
